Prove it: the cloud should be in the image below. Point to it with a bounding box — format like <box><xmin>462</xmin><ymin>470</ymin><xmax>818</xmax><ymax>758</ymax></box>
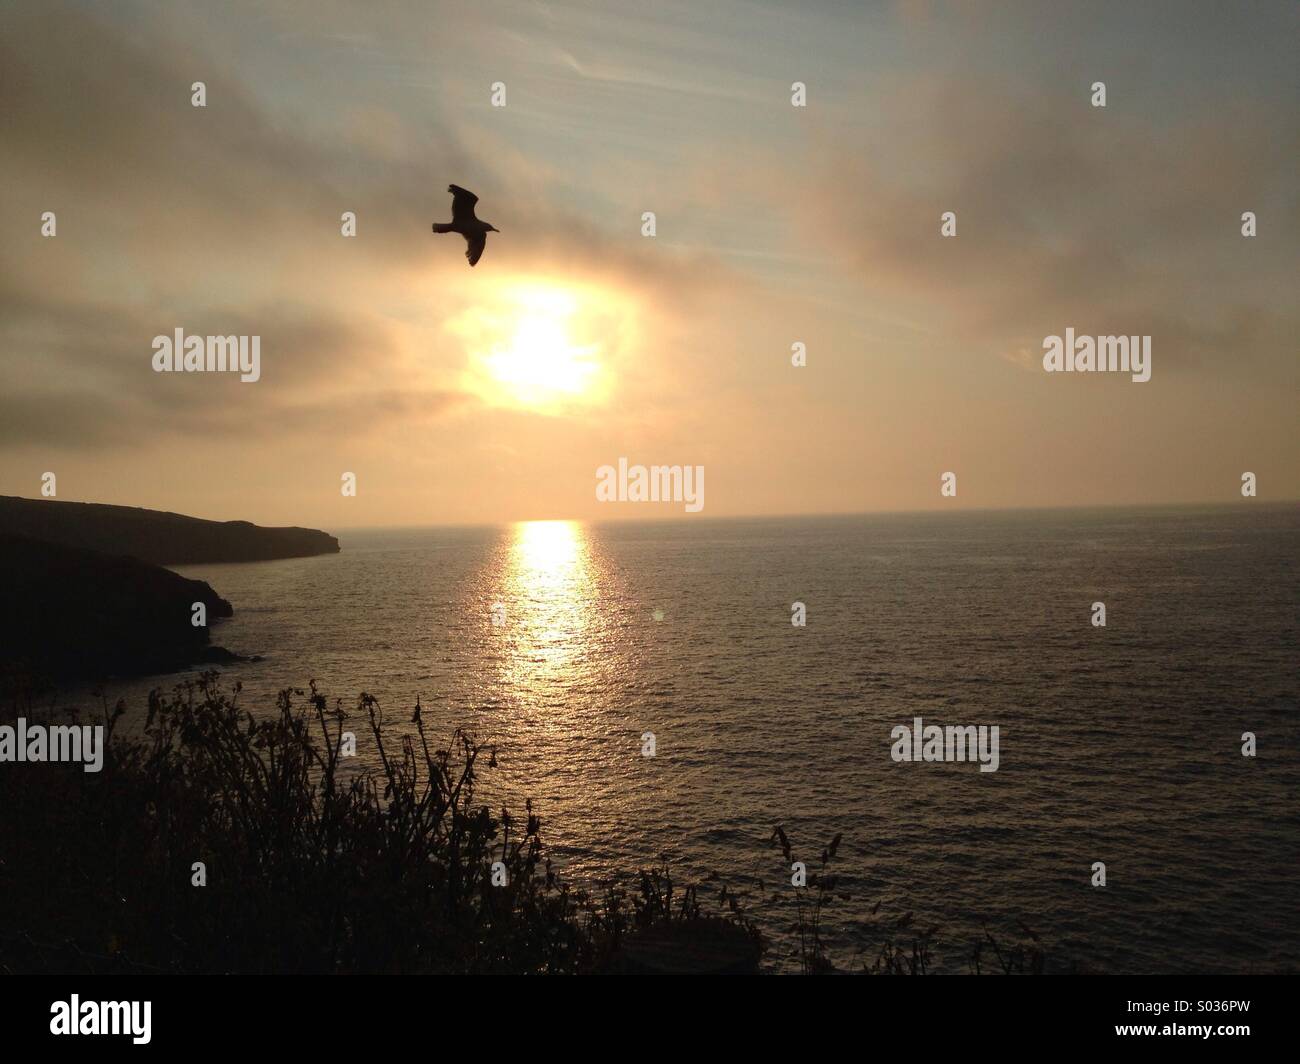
<box><xmin>793</xmin><ymin>71</ymin><xmax>1298</xmax><ymax>377</ymax></box>
<box><xmin>2</xmin><ymin>0</ymin><xmax>1293</xmax><ymax>520</ymax></box>
<box><xmin>0</xmin><ymin>0</ymin><xmax>743</xmax><ymax>457</ymax></box>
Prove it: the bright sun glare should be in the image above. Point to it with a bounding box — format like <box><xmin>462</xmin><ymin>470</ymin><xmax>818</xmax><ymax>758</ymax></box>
<box><xmin>450</xmin><ymin>280</ymin><xmax>630</xmax><ymax>412</ymax></box>
<box><xmin>484</xmin><ymin>289</ymin><xmax>597</xmax><ymax>402</ymax></box>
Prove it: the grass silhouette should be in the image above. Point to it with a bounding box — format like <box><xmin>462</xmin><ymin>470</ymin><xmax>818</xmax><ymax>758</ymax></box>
<box><xmin>0</xmin><ymin>674</ymin><xmax>762</xmax><ymax>973</ymax></box>
<box><xmin>1</xmin><ymin>673</ymin><xmax>1064</xmax><ymax>974</ymax></box>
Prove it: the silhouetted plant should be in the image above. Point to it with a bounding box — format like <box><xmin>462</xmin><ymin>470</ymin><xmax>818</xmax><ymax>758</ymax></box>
<box><xmin>969</xmin><ymin>921</ymin><xmax>1047</xmax><ymax>975</ymax></box>
<box><xmin>0</xmin><ymin>676</ymin><xmax>765</xmax><ymax>974</ymax></box>
<box><xmin>0</xmin><ymin>677</ymin><xmax>1063</xmax><ymax>975</ymax></box>
<box><xmin>584</xmin><ymin>866</ymin><xmax>763</xmax><ymax>973</ymax></box>
<box><xmin>863</xmin><ymin>922</ymin><xmax>937</xmax><ymax>975</ymax></box>
<box><xmin>771</xmin><ymin>826</ymin><xmax>841</xmax><ymax>973</ymax></box>
<box><xmin>1</xmin><ymin>675</ymin><xmax>591</xmax><ymax>972</ymax></box>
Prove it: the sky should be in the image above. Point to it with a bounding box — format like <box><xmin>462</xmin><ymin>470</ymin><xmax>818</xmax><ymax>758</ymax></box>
<box><xmin>1</xmin><ymin>0</ymin><xmax>1296</xmax><ymax>528</ymax></box>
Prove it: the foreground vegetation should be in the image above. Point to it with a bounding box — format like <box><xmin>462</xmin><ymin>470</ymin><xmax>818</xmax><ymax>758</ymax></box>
<box><xmin>0</xmin><ymin>675</ymin><xmax>764</xmax><ymax>973</ymax></box>
<box><xmin>0</xmin><ymin>674</ymin><xmax>1058</xmax><ymax>974</ymax></box>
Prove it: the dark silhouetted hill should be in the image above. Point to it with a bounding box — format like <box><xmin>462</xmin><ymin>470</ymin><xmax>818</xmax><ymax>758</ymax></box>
<box><xmin>0</xmin><ymin>495</ymin><xmax>339</xmax><ymax>564</ymax></box>
<box><xmin>0</xmin><ymin>534</ymin><xmax>236</xmax><ymax>679</ymax></box>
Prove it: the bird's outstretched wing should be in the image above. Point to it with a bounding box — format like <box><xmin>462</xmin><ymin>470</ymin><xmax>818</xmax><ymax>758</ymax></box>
<box><xmin>465</xmin><ymin>231</ymin><xmax>486</xmax><ymax>266</ymax></box>
<box><xmin>448</xmin><ymin>184</ymin><xmax>479</xmax><ymax>223</ymax></box>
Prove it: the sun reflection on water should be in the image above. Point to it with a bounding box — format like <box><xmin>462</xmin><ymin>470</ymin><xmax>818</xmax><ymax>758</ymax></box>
<box><xmin>500</xmin><ymin>520</ymin><xmax>595</xmax><ymax>688</ymax></box>
<box><xmin>486</xmin><ymin>519</ymin><xmax>661</xmax><ymax>886</ymax></box>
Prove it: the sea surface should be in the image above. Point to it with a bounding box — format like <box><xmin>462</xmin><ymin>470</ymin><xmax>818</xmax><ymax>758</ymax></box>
<box><xmin>71</xmin><ymin>506</ymin><xmax>1300</xmax><ymax>973</ymax></box>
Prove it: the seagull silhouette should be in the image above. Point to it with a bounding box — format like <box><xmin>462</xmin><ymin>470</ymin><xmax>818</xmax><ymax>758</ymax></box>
<box><xmin>431</xmin><ymin>184</ymin><xmax>498</xmax><ymax>266</ymax></box>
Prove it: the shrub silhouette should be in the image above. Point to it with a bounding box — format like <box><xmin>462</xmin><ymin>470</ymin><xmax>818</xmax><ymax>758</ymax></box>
<box><xmin>1</xmin><ymin>675</ymin><xmax>1056</xmax><ymax>974</ymax></box>
<box><xmin>0</xmin><ymin>675</ymin><xmax>760</xmax><ymax>973</ymax></box>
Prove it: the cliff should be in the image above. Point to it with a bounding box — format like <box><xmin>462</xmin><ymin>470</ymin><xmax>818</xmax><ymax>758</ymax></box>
<box><xmin>0</xmin><ymin>495</ymin><xmax>339</xmax><ymax>565</ymax></box>
<box><xmin>0</xmin><ymin>534</ymin><xmax>236</xmax><ymax>679</ymax></box>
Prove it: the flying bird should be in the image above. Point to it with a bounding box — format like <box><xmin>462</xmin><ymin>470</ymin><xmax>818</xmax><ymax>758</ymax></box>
<box><xmin>432</xmin><ymin>184</ymin><xmax>498</xmax><ymax>266</ymax></box>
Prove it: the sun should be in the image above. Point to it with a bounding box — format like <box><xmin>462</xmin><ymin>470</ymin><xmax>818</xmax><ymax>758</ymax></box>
<box><xmin>482</xmin><ymin>289</ymin><xmax>598</xmax><ymax>404</ymax></box>
<box><xmin>449</xmin><ymin>279</ymin><xmax>631</xmax><ymax>412</ymax></box>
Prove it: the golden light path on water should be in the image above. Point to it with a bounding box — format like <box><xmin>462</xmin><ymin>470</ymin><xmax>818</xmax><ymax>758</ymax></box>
<box><xmin>501</xmin><ymin>519</ymin><xmax>593</xmax><ymax>688</ymax></box>
<box><xmin>483</xmin><ymin>518</ymin><xmax>665</xmax><ymax>883</ymax></box>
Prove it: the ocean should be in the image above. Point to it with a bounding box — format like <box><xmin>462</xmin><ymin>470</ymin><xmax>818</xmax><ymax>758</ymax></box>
<box><xmin>74</xmin><ymin>505</ymin><xmax>1300</xmax><ymax>973</ymax></box>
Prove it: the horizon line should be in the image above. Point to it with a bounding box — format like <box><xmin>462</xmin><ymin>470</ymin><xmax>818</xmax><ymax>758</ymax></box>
<box><xmin>328</xmin><ymin>497</ymin><xmax>1299</xmax><ymax>535</ymax></box>
<box><xmin>7</xmin><ymin>493</ymin><xmax>1296</xmax><ymax>536</ymax></box>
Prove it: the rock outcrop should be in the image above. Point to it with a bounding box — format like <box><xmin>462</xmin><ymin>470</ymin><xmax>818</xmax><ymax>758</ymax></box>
<box><xmin>0</xmin><ymin>495</ymin><xmax>339</xmax><ymax>565</ymax></box>
<box><xmin>0</xmin><ymin>534</ymin><xmax>236</xmax><ymax>680</ymax></box>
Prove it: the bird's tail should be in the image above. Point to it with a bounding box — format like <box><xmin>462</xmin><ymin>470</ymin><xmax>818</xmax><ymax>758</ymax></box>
<box><xmin>431</xmin><ymin>223</ymin><xmax>454</xmax><ymax>234</ymax></box>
